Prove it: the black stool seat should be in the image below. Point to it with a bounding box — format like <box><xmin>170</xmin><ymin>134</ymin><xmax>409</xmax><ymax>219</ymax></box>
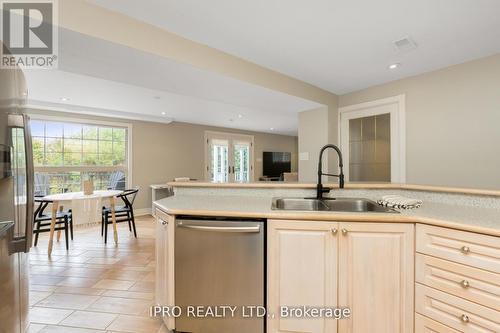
<box><xmin>101</xmin><ymin>188</ymin><xmax>139</xmax><ymax>243</ymax></box>
<box><xmin>33</xmin><ymin>198</ymin><xmax>73</xmax><ymax>250</ymax></box>
<box><xmin>35</xmin><ymin>211</ymin><xmax>72</xmax><ymax>222</ymax></box>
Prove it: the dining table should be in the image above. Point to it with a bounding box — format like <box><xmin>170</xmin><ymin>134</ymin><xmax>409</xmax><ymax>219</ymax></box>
<box><xmin>42</xmin><ymin>190</ymin><xmax>122</xmax><ymax>256</ymax></box>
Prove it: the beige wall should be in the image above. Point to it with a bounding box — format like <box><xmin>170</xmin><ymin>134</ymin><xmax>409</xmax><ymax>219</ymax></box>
<box><xmin>298</xmin><ymin>107</ymin><xmax>329</xmax><ymax>182</ymax></box>
<box><xmin>27</xmin><ymin>109</ymin><xmax>298</xmax><ymax>210</ymax></box>
<box><xmin>339</xmin><ymin>54</ymin><xmax>500</xmax><ymax>189</ymax></box>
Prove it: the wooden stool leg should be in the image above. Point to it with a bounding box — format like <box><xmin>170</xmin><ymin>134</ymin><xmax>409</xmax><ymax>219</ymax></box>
<box><xmin>110</xmin><ymin>196</ymin><xmax>118</xmax><ymax>244</ymax></box>
<box><xmin>47</xmin><ymin>201</ymin><xmax>59</xmax><ymax>257</ymax></box>
<box><xmin>101</xmin><ymin>210</ymin><xmax>104</xmax><ymax>236</ymax></box>
<box><xmin>56</xmin><ymin>206</ymin><xmax>63</xmax><ymax>241</ymax></box>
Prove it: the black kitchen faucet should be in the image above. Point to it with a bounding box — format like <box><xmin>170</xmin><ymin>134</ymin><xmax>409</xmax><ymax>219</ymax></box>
<box><xmin>316</xmin><ymin>144</ymin><xmax>345</xmax><ymax>199</ymax></box>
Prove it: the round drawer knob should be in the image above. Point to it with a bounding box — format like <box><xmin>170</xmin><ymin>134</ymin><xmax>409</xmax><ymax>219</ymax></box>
<box><xmin>341</xmin><ymin>228</ymin><xmax>348</xmax><ymax>235</ymax></box>
<box><xmin>331</xmin><ymin>228</ymin><xmax>338</xmax><ymax>235</ymax></box>
<box><xmin>161</xmin><ymin>220</ymin><xmax>167</xmax><ymax>226</ymax></box>
<box><xmin>460</xmin><ymin>314</ymin><xmax>470</xmax><ymax>323</ymax></box>
<box><xmin>460</xmin><ymin>280</ymin><xmax>470</xmax><ymax>288</ymax></box>
<box><xmin>461</xmin><ymin>246</ymin><xmax>470</xmax><ymax>254</ymax></box>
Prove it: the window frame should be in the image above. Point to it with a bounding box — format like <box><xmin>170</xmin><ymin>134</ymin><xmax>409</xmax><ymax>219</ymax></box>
<box><xmin>28</xmin><ymin>114</ymin><xmax>133</xmax><ymax>189</ymax></box>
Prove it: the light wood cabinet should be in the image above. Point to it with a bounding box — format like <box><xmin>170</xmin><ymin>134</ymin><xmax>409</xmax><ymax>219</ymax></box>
<box><xmin>267</xmin><ymin>220</ymin><xmax>414</xmax><ymax>333</ymax></box>
<box><xmin>416</xmin><ymin>253</ymin><xmax>500</xmax><ymax>311</ymax></box>
<box><xmin>416</xmin><ymin>284</ymin><xmax>500</xmax><ymax>333</ymax></box>
<box><xmin>155</xmin><ymin>209</ymin><xmax>175</xmax><ymax>330</ymax></box>
<box><xmin>416</xmin><ymin>224</ymin><xmax>500</xmax><ymax>273</ymax></box>
<box><xmin>415</xmin><ymin>224</ymin><xmax>500</xmax><ymax>332</ymax></box>
<box><xmin>267</xmin><ymin>220</ymin><xmax>339</xmax><ymax>333</ymax></box>
<box><xmin>338</xmin><ymin>223</ymin><xmax>414</xmax><ymax>333</ymax></box>
<box><xmin>415</xmin><ymin>313</ymin><xmax>460</xmax><ymax>333</ymax></box>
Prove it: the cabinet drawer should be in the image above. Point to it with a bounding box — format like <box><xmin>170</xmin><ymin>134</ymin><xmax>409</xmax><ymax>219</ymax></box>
<box><xmin>416</xmin><ymin>224</ymin><xmax>500</xmax><ymax>273</ymax></box>
<box><xmin>415</xmin><ymin>313</ymin><xmax>460</xmax><ymax>333</ymax></box>
<box><xmin>416</xmin><ymin>284</ymin><xmax>500</xmax><ymax>333</ymax></box>
<box><xmin>155</xmin><ymin>207</ymin><xmax>170</xmax><ymax>222</ymax></box>
<box><xmin>416</xmin><ymin>254</ymin><xmax>500</xmax><ymax>311</ymax></box>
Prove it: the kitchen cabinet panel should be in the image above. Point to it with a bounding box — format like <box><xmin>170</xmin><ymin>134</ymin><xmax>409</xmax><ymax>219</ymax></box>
<box><xmin>416</xmin><ymin>224</ymin><xmax>500</xmax><ymax>273</ymax></box>
<box><xmin>338</xmin><ymin>223</ymin><xmax>414</xmax><ymax>333</ymax></box>
<box><xmin>416</xmin><ymin>253</ymin><xmax>500</xmax><ymax>311</ymax></box>
<box><xmin>416</xmin><ymin>283</ymin><xmax>500</xmax><ymax>333</ymax></box>
<box><xmin>267</xmin><ymin>219</ymin><xmax>339</xmax><ymax>333</ymax></box>
<box><xmin>415</xmin><ymin>313</ymin><xmax>460</xmax><ymax>333</ymax></box>
<box><xmin>155</xmin><ymin>209</ymin><xmax>175</xmax><ymax>330</ymax></box>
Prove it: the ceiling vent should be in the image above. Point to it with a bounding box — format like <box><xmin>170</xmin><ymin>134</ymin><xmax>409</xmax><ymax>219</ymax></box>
<box><xmin>393</xmin><ymin>36</ymin><xmax>417</xmax><ymax>52</ymax></box>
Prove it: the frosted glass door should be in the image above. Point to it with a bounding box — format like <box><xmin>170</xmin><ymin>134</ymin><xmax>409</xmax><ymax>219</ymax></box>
<box><xmin>209</xmin><ymin>139</ymin><xmax>229</xmax><ymax>182</ymax></box>
<box><xmin>233</xmin><ymin>142</ymin><xmax>250</xmax><ymax>183</ymax></box>
<box><xmin>349</xmin><ymin>113</ymin><xmax>391</xmax><ymax>181</ymax></box>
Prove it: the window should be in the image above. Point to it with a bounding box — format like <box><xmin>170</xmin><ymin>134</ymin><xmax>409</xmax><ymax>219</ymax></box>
<box><xmin>205</xmin><ymin>131</ymin><xmax>254</xmax><ymax>183</ymax></box>
<box><xmin>31</xmin><ymin>117</ymin><xmax>131</xmax><ymax>195</ymax></box>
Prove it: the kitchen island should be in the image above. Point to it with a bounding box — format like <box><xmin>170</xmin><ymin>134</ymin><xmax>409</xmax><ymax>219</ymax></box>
<box><xmin>154</xmin><ymin>182</ymin><xmax>500</xmax><ymax>333</ymax></box>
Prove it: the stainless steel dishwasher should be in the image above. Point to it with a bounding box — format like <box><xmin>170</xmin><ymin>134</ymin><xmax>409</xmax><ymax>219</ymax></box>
<box><xmin>175</xmin><ymin>217</ymin><xmax>265</xmax><ymax>333</ymax></box>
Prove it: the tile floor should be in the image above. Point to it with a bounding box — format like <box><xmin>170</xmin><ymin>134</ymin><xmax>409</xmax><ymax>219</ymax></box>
<box><xmin>27</xmin><ymin>215</ymin><xmax>168</xmax><ymax>333</ymax></box>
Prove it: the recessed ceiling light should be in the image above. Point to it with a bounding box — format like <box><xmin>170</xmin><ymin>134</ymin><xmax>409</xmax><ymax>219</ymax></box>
<box><xmin>161</xmin><ymin>112</ymin><xmax>166</xmax><ymax>115</ymax></box>
<box><xmin>238</xmin><ymin>114</ymin><xmax>243</xmax><ymax>119</ymax></box>
<box><xmin>270</xmin><ymin>127</ymin><xmax>275</xmax><ymax>131</ymax></box>
<box><xmin>388</xmin><ymin>63</ymin><xmax>401</xmax><ymax>70</ymax></box>
<box><xmin>60</xmin><ymin>97</ymin><xmax>69</xmax><ymax>102</ymax></box>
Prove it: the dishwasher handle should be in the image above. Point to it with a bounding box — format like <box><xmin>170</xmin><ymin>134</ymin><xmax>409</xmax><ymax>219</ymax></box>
<box><xmin>177</xmin><ymin>222</ymin><xmax>260</xmax><ymax>233</ymax></box>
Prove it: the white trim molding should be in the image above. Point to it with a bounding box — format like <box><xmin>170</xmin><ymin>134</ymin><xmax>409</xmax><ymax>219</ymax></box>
<box><xmin>338</xmin><ymin>94</ymin><xmax>406</xmax><ymax>183</ymax></box>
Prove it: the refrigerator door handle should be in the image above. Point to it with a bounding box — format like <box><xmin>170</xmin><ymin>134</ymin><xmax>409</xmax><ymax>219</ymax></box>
<box><xmin>11</xmin><ymin>115</ymin><xmax>34</xmax><ymax>253</ymax></box>
<box><xmin>22</xmin><ymin>114</ymin><xmax>34</xmax><ymax>252</ymax></box>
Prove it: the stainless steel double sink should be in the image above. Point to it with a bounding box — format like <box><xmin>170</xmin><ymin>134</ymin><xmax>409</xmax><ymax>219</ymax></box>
<box><xmin>271</xmin><ymin>197</ymin><xmax>399</xmax><ymax>213</ymax></box>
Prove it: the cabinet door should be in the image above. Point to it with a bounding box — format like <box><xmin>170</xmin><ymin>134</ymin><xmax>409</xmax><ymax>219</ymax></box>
<box><xmin>338</xmin><ymin>223</ymin><xmax>414</xmax><ymax>333</ymax></box>
<box><xmin>267</xmin><ymin>219</ymin><xmax>339</xmax><ymax>333</ymax></box>
<box><xmin>155</xmin><ymin>210</ymin><xmax>175</xmax><ymax>330</ymax></box>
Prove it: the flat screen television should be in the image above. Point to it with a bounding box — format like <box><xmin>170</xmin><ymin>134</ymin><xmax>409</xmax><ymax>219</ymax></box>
<box><xmin>263</xmin><ymin>151</ymin><xmax>291</xmax><ymax>178</ymax></box>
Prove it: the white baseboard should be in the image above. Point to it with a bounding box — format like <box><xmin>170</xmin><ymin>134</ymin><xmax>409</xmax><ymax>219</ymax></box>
<box><xmin>135</xmin><ymin>208</ymin><xmax>153</xmax><ymax>216</ymax></box>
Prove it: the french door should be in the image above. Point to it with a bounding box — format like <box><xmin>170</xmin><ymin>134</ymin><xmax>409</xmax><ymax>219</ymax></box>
<box><xmin>205</xmin><ymin>131</ymin><xmax>254</xmax><ymax>182</ymax></box>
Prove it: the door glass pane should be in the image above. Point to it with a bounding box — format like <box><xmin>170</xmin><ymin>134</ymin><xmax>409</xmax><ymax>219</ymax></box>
<box><xmin>234</xmin><ymin>143</ymin><xmax>250</xmax><ymax>183</ymax></box>
<box><xmin>349</xmin><ymin>113</ymin><xmax>391</xmax><ymax>182</ymax></box>
<box><xmin>210</xmin><ymin>139</ymin><xmax>229</xmax><ymax>182</ymax></box>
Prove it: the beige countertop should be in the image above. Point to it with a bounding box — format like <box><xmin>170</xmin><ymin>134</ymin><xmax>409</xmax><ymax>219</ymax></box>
<box><xmin>167</xmin><ymin>181</ymin><xmax>500</xmax><ymax>197</ymax></box>
<box><xmin>154</xmin><ymin>194</ymin><xmax>500</xmax><ymax>237</ymax></box>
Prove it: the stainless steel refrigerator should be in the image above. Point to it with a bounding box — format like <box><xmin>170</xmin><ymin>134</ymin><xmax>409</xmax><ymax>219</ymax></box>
<box><xmin>0</xmin><ymin>50</ymin><xmax>34</xmax><ymax>333</ymax></box>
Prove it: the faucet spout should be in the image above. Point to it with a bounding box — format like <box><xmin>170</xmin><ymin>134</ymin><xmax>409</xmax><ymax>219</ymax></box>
<box><xmin>317</xmin><ymin>144</ymin><xmax>345</xmax><ymax>199</ymax></box>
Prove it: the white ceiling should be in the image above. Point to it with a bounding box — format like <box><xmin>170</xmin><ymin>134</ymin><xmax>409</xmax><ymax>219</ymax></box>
<box><xmin>89</xmin><ymin>0</ymin><xmax>500</xmax><ymax>94</ymax></box>
<box><xmin>24</xmin><ymin>29</ymin><xmax>321</xmax><ymax>135</ymax></box>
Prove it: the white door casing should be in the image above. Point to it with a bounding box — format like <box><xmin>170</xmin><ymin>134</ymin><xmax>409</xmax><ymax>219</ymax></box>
<box><xmin>338</xmin><ymin>94</ymin><xmax>406</xmax><ymax>183</ymax></box>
